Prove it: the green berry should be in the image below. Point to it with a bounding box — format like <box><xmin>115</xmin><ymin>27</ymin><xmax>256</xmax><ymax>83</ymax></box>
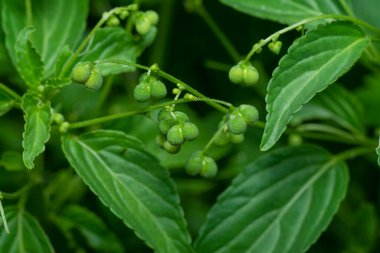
<box><xmin>107</xmin><ymin>15</ymin><xmax>120</xmax><ymax>26</ymax></box>
<box><xmin>167</xmin><ymin>124</ymin><xmax>184</xmax><ymax>145</ymax></box>
<box><xmin>228</xmin><ymin>64</ymin><xmax>243</xmax><ymax>84</ymax></box>
<box><xmin>182</xmin><ymin>122</ymin><xmax>199</xmax><ymax>141</ymax></box>
<box><xmin>84</xmin><ymin>69</ymin><xmax>103</xmax><ymax>89</ymax></box>
<box><xmin>185</xmin><ymin>151</ymin><xmax>203</xmax><ymax>175</ymax></box>
<box><xmin>134</xmin><ymin>83</ymin><xmax>151</xmax><ymax>102</ymax></box>
<box><xmin>158</xmin><ymin>109</ymin><xmax>171</xmax><ymax>121</ymax></box>
<box><xmin>150</xmin><ymin>80</ymin><xmax>167</xmax><ymax>99</ymax></box>
<box><xmin>238</xmin><ymin>104</ymin><xmax>259</xmax><ymax>125</ymax></box>
<box><xmin>200</xmin><ymin>157</ymin><xmax>218</xmax><ymax>178</ymax></box>
<box><xmin>145</xmin><ymin>10</ymin><xmax>159</xmax><ymax>25</ymax></box>
<box><xmin>289</xmin><ymin>134</ymin><xmax>303</xmax><ymax>146</ymax></box>
<box><xmin>242</xmin><ymin>65</ymin><xmax>259</xmax><ymax>86</ymax></box>
<box><xmin>162</xmin><ymin>141</ymin><xmax>181</xmax><ymax>154</ymax></box>
<box><xmin>71</xmin><ymin>62</ymin><xmax>92</xmax><ymax>83</ymax></box>
<box><xmin>227</xmin><ymin>111</ymin><xmax>247</xmax><ymax>134</ymax></box>
<box><xmin>53</xmin><ymin>113</ymin><xmax>65</xmax><ymax>124</ymax></box>
<box><xmin>135</xmin><ymin>16</ymin><xmax>151</xmax><ymax>35</ymax></box>
<box><xmin>229</xmin><ymin>133</ymin><xmax>244</xmax><ymax>144</ymax></box>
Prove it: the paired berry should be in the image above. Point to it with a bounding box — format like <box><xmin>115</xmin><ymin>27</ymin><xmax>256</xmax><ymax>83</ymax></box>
<box><xmin>156</xmin><ymin>135</ymin><xmax>181</xmax><ymax>154</ymax></box>
<box><xmin>133</xmin><ymin>74</ymin><xmax>167</xmax><ymax>102</ymax></box>
<box><xmin>135</xmin><ymin>10</ymin><xmax>159</xmax><ymax>35</ymax></box>
<box><xmin>268</xmin><ymin>41</ymin><xmax>282</xmax><ymax>54</ymax></box>
<box><xmin>228</xmin><ymin>61</ymin><xmax>259</xmax><ymax>86</ymax></box>
<box><xmin>156</xmin><ymin>109</ymin><xmax>199</xmax><ymax>153</ymax></box>
<box><xmin>185</xmin><ymin>151</ymin><xmax>218</xmax><ymax>178</ymax></box>
<box><xmin>71</xmin><ymin>62</ymin><xmax>103</xmax><ymax>90</ymax></box>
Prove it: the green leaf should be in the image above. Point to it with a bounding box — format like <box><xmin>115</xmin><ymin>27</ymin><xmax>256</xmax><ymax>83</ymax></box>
<box><xmin>291</xmin><ymin>84</ymin><xmax>365</xmax><ymax>135</ymax></box>
<box><xmin>261</xmin><ymin>22</ymin><xmax>369</xmax><ymax>151</ymax></box>
<box><xmin>61</xmin><ymin>130</ymin><xmax>192</xmax><ymax>253</ymax></box>
<box><xmin>21</xmin><ymin>93</ymin><xmax>53</xmax><ymax>169</ymax></box>
<box><xmin>1</xmin><ymin>0</ymin><xmax>88</xmax><ymax>77</ymax></box>
<box><xmin>0</xmin><ymin>206</ymin><xmax>54</xmax><ymax>253</ymax></box>
<box><xmin>351</xmin><ymin>0</ymin><xmax>380</xmax><ymax>29</ymax></box>
<box><xmin>57</xmin><ymin>205</ymin><xmax>124</xmax><ymax>253</ymax></box>
<box><xmin>0</xmin><ymin>90</ymin><xmax>14</xmax><ymax>117</ymax></box>
<box><xmin>15</xmin><ymin>26</ymin><xmax>44</xmax><ymax>88</ymax></box>
<box><xmin>219</xmin><ymin>0</ymin><xmax>347</xmax><ymax>25</ymax></box>
<box><xmin>79</xmin><ymin>27</ymin><xmax>157</xmax><ymax>76</ymax></box>
<box><xmin>194</xmin><ymin>145</ymin><xmax>349</xmax><ymax>253</ymax></box>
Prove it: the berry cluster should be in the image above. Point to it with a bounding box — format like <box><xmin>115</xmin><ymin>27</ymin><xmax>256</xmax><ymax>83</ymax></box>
<box><xmin>134</xmin><ymin>74</ymin><xmax>167</xmax><ymax>102</ymax></box>
<box><xmin>71</xmin><ymin>62</ymin><xmax>103</xmax><ymax>89</ymax></box>
<box><xmin>215</xmin><ymin>104</ymin><xmax>259</xmax><ymax>146</ymax></box>
<box><xmin>185</xmin><ymin>151</ymin><xmax>217</xmax><ymax>178</ymax></box>
<box><xmin>228</xmin><ymin>61</ymin><xmax>259</xmax><ymax>86</ymax></box>
<box><xmin>156</xmin><ymin>109</ymin><xmax>199</xmax><ymax>154</ymax></box>
<box><xmin>268</xmin><ymin>41</ymin><xmax>282</xmax><ymax>54</ymax></box>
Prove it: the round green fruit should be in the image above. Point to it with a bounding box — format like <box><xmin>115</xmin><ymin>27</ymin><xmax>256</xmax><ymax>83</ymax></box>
<box><xmin>135</xmin><ymin>16</ymin><xmax>151</xmax><ymax>35</ymax></box>
<box><xmin>228</xmin><ymin>64</ymin><xmax>243</xmax><ymax>84</ymax></box>
<box><xmin>200</xmin><ymin>157</ymin><xmax>218</xmax><ymax>178</ymax></box>
<box><xmin>238</xmin><ymin>104</ymin><xmax>259</xmax><ymax>125</ymax></box>
<box><xmin>71</xmin><ymin>62</ymin><xmax>92</xmax><ymax>83</ymax></box>
<box><xmin>182</xmin><ymin>122</ymin><xmax>199</xmax><ymax>141</ymax></box>
<box><xmin>185</xmin><ymin>151</ymin><xmax>203</xmax><ymax>176</ymax></box>
<box><xmin>242</xmin><ymin>65</ymin><xmax>259</xmax><ymax>86</ymax></box>
<box><xmin>227</xmin><ymin>111</ymin><xmax>247</xmax><ymax>134</ymax></box>
<box><xmin>150</xmin><ymin>80</ymin><xmax>167</xmax><ymax>99</ymax></box>
<box><xmin>133</xmin><ymin>83</ymin><xmax>151</xmax><ymax>102</ymax></box>
<box><xmin>145</xmin><ymin>10</ymin><xmax>159</xmax><ymax>25</ymax></box>
<box><xmin>162</xmin><ymin>141</ymin><xmax>181</xmax><ymax>154</ymax></box>
<box><xmin>167</xmin><ymin>124</ymin><xmax>184</xmax><ymax>145</ymax></box>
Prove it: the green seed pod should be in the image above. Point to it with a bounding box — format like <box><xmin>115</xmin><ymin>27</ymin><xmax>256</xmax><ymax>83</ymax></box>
<box><xmin>167</xmin><ymin>124</ymin><xmax>184</xmax><ymax>145</ymax></box>
<box><xmin>145</xmin><ymin>10</ymin><xmax>159</xmax><ymax>25</ymax></box>
<box><xmin>238</xmin><ymin>104</ymin><xmax>259</xmax><ymax>125</ymax></box>
<box><xmin>227</xmin><ymin>111</ymin><xmax>247</xmax><ymax>134</ymax></box>
<box><xmin>84</xmin><ymin>69</ymin><xmax>103</xmax><ymax>89</ymax></box>
<box><xmin>158</xmin><ymin>109</ymin><xmax>171</xmax><ymax>121</ymax></box>
<box><xmin>162</xmin><ymin>141</ymin><xmax>181</xmax><ymax>154</ymax></box>
<box><xmin>228</xmin><ymin>64</ymin><xmax>244</xmax><ymax>84</ymax></box>
<box><xmin>200</xmin><ymin>156</ymin><xmax>218</xmax><ymax>178</ymax></box>
<box><xmin>229</xmin><ymin>133</ymin><xmax>245</xmax><ymax>144</ymax></box>
<box><xmin>135</xmin><ymin>16</ymin><xmax>151</xmax><ymax>35</ymax></box>
<box><xmin>134</xmin><ymin>83</ymin><xmax>151</xmax><ymax>102</ymax></box>
<box><xmin>158</xmin><ymin>117</ymin><xmax>177</xmax><ymax>135</ymax></box>
<box><xmin>185</xmin><ymin>151</ymin><xmax>203</xmax><ymax>176</ymax></box>
<box><xmin>182</xmin><ymin>122</ymin><xmax>199</xmax><ymax>141</ymax></box>
<box><xmin>119</xmin><ymin>10</ymin><xmax>129</xmax><ymax>20</ymax></box>
<box><xmin>150</xmin><ymin>80</ymin><xmax>167</xmax><ymax>99</ymax></box>
<box><xmin>71</xmin><ymin>62</ymin><xmax>92</xmax><ymax>83</ymax></box>
<box><xmin>242</xmin><ymin>65</ymin><xmax>259</xmax><ymax>86</ymax></box>
<box><xmin>53</xmin><ymin>113</ymin><xmax>65</xmax><ymax>124</ymax></box>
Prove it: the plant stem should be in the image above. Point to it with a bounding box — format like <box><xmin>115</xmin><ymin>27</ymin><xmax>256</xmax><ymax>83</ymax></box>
<box><xmin>1</xmin><ymin>183</ymin><xmax>34</xmax><ymax>200</ymax></box>
<box><xmin>332</xmin><ymin>146</ymin><xmax>374</xmax><ymax>163</ymax></box>
<box><xmin>339</xmin><ymin>0</ymin><xmax>355</xmax><ymax>17</ymax></box>
<box><xmin>203</xmin><ymin>122</ymin><xmax>226</xmax><ymax>153</ymax></box>
<box><xmin>25</xmin><ymin>0</ymin><xmax>33</xmax><ymax>26</ymax></box>
<box><xmin>0</xmin><ymin>82</ymin><xmax>22</xmax><ymax>101</ymax></box>
<box><xmin>95</xmin><ymin>59</ymin><xmax>230</xmax><ymax>113</ymax></box>
<box><xmin>196</xmin><ymin>5</ymin><xmax>241</xmax><ymax>62</ymax></box>
<box><xmin>0</xmin><ymin>199</ymin><xmax>9</xmax><ymax>234</ymax></box>
<box><xmin>69</xmin><ymin>97</ymin><xmax>228</xmax><ymax>129</ymax></box>
<box><xmin>245</xmin><ymin>14</ymin><xmax>380</xmax><ymax>61</ymax></box>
